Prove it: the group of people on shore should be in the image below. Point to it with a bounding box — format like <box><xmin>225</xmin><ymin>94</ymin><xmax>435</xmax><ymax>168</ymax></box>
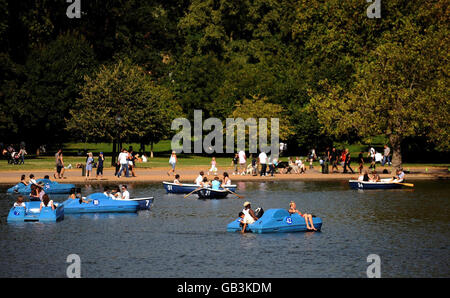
<box><xmin>2</xmin><ymin>144</ymin><xmax>27</xmax><ymax>165</ymax></box>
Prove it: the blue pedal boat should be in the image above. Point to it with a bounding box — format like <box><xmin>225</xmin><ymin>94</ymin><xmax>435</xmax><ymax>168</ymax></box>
<box><xmin>7</xmin><ymin>179</ymin><xmax>76</xmax><ymax>194</ymax></box>
<box><xmin>227</xmin><ymin>209</ymin><xmax>322</xmax><ymax>233</ymax></box>
<box><xmin>62</xmin><ymin>193</ymin><xmax>151</xmax><ymax>213</ymax></box>
<box><xmin>7</xmin><ymin>201</ymin><xmax>64</xmax><ymax>222</ymax></box>
<box><xmin>163</xmin><ymin>182</ymin><xmax>237</xmax><ymax>194</ymax></box>
<box><xmin>349</xmin><ymin>179</ymin><xmax>404</xmax><ymax>190</ymax></box>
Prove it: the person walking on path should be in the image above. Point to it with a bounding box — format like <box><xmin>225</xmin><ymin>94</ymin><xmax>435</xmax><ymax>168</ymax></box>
<box><xmin>117</xmin><ymin>149</ymin><xmax>130</xmax><ymax>178</ymax></box>
<box><xmin>85</xmin><ymin>152</ymin><xmax>94</xmax><ymax>180</ymax></box>
<box><xmin>258</xmin><ymin>151</ymin><xmax>268</xmax><ymax>176</ymax></box>
<box><xmin>358</xmin><ymin>151</ymin><xmax>364</xmax><ymax>174</ymax></box>
<box><xmin>231</xmin><ymin>153</ymin><xmax>239</xmax><ymax>175</ymax></box>
<box><xmin>238</xmin><ymin>150</ymin><xmax>246</xmax><ymax>175</ymax></box>
<box><xmin>330</xmin><ymin>147</ymin><xmax>339</xmax><ymax>173</ymax></box>
<box><xmin>96</xmin><ymin>152</ymin><xmax>105</xmax><ymax>179</ymax></box>
<box><xmin>167</xmin><ymin>151</ymin><xmax>177</xmax><ymax>176</ymax></box>
<box><xmin>54</xmin><ymin>149</ymin><xmax>65</xmax><ymax>179</ymax></box>
<box><xmin>343</xmin><ymin>148</ymin><xmax>355</xmax><ymax>174</ymax></box>
<box><xmin>382</xmin><ymin>145</ymin><xmax>391</xmax><ymax>166</ymax></box>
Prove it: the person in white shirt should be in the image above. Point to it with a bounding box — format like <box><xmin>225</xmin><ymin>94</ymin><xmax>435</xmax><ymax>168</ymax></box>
<box><xmin>368</xmin><ymin>147</ymin><xmax>376</xmax><ymax>170</ymax></box>
<box><xmin>238</xmin><ymin>150</ymin><xmax>246</xmax><ymax>175</ymax></box>
<box><xmin>258</xmin><ymin>151</ymin><xmax>268</xmax><ymax>176</ymax></box>
<box><xmin>195</xmin><ymin>171</ymin><xmax>204</xmax><ymax>185</ymax></box>
<box><xmin>117</xmin><ymin>149</ymin><xmax>130</xmax><ymax>178</ymax></box>
<box><xmin>40</xmin><ymin>194</ymin><xmax>55</xmax><ymax>211</ymax></box>
<box><xmin>121</xmin><ymin>185</ymin><xmax>130</xmax><ymax>200</ymax></box>
<box><xmin>29</xmin><ymin>174</ymin><xmax>37</xmax><ymax>185</ymax></box>
<box><xmin>13</xmin><ymin>196</ymin><xmax>26</xmax><ymax>208</ymax></box>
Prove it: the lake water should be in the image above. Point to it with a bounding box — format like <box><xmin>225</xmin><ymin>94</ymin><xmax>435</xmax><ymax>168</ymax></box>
<box><xmin>0</xmin><ymin>180</ymin><xmax>449</xmax><ymax>278</ymax></box>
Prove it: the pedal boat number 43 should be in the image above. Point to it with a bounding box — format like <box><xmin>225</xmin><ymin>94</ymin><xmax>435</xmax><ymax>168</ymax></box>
<box><xmin>227</xmin><ymin>209</ymin><xmax>323</xmax><ymax>233</ymax></box>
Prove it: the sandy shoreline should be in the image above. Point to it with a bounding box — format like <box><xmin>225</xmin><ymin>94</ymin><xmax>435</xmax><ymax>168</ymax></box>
<box><xmin>0</xmin><ymin>166</ymin><xmax>448</xmax><ymax>185</ymax></box>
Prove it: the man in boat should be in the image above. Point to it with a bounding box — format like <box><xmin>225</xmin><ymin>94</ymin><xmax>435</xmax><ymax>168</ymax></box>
<box><xmin>392</xmin><ymin>168</ymin><xmax>405</xmax><ymax>183</ymax></box>
<box><xmin>195</xmin><ymin>171</ymin><xmax>204</xmax><ymax>185</ymax></box>
<box><xmin>370</xmin><ymin>170</ymin><xmax>381</xmax><ymax>182</ymax></box>
<box><xmin>242</xmin><ymin>202</ymin><xmax>259</xmax><ymax>225</ymax></box>
<box><xmin>121</xmin><ymin>185</ymin><xmax>130</xmax><ymax>200</ymax></box>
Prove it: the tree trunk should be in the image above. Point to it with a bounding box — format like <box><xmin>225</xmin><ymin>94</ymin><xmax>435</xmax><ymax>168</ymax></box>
<box><xmin>150</xmin><ymin>141</ymin><xmax>154</xmax><ymax>158</ymax></box>
<box><xmin>111</xmin><ymin>140</ymin><xmax>117</xmax><ymax>166</ymax></box>
<box><xmin>389</xmin><ymin>134</ymin><xmax>402</xmax><ymax>169</ymax></box>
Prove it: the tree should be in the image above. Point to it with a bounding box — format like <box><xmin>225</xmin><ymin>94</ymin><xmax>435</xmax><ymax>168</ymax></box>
<box><xmin>229</xmin><ymin>95</ymin><xmax>294</xmax><ymax>146</ymax></box>
<box><xmin>66</xmin><ymin>59</ymin><xmax>182</xmax><ymax>164</ymax></box>
<box><xmin>310</xmin><ymin>20</ymin><xmax>449</xmax><ymax>168</ymax></box>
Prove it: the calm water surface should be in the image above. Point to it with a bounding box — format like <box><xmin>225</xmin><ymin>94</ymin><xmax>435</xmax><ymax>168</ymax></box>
<box><xmin>0</xmin><ymin>180</ymin><xmax>449</xmax><ymax>278</ymax></box>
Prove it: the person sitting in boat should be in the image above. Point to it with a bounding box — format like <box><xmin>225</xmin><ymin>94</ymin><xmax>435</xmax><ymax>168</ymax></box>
<box><xmin>200</xmin><ymin>176</ymin><xmax>210</xmax><ymax>188</ymax></box>
<box><xmin>242</xmin><ymin>202</ymin><xmax>259</xmax><ymax>224</ymax></box>
<box><xmin>392</xmin><ymin>168</ymin><xmax>405</xmax><ymax>183</ymax></box>
<box><xmin>370</xmin><ymin>170</ymin><xmax>381</xmax><ymax>182</ymax></box>
<box><xmin>29</xmin><ymin>174</ymin><xmax>37</xmax><ymax>186</ymax></box>
<box><xmin>358</xmin><ymin>170</ymin><xmax>370</xmax><ymax>182</ymax></box>
<box><xmin>195</xmin><ymin>171</ymin><xmax>205</xmax><ymax>185</ymax></box>
<box><xmin>288</xmin><ymin>201</ymin><xmax>317</xmax><ymax>231</ymax></box>
<box><xmin>40</xmin><ymin>194</ymin><xmax>55</xmax><ymax>211</ymax></box>
<box><xmin>36</xmin><ymin>182</ymin><xmax>46</xmax><ymax>201</ymax></box>
<box><xmin>111</xmin><ymin>186</ymin><xmax>122</xmax><ymax>199</ymax></box>
<box><xmin>14</xmin><ymin>196</ymin><xmax>26</xmax><ymax>208</ymax></box>
<box><xmin>238</xmin><ymin>212</ymin><xmax>248</xmax><ymax>234</ymax></box>
<box><xmin>102</xmin><ymin>186</ymin><xmax>115</xmax><ymax>199</ymax></box>
<box><xmin>20</xmin><ymin>174</ymin><xmax>28</xmax><ymax>186</ymax></box>
<box><xmin>211</xmin><ymin>177</ymin><xmax>222</xmax><ymax>190</ymax></box>
<box><xmin>223</xmin><ymin>172</ymin><xmax>231</xmax><ymax>186</ymax></box>
<box><xmin>174</xmin><ymin>174</ymin><xmax>182</xmax><ymax>185</ymax></box>
<box><xmin>121</xmin><ymin>185</ymin><xmax>130</xmax><ymax>200</ymax></box>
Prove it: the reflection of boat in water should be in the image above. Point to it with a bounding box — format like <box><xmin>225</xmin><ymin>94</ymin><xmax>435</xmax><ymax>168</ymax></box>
<box><xmin>196</xmin><ymin>188</ymin><xmax>230</xmax><ymax>199</ymax></box>
<box><xmin>7</xmin><ymin>201</ymin><xmax>64</xmax><ymax>222</ymax></box>
<box><xmin>62</xmin><ymin>193</ymin><xmax>153</xmax><ymax>213</ymax></box>
<box><xmin>66</xmin><ymin>212</ymin><xmax>138</xmax><ymax>220</ymax></box>
<box><xmin>349</xmin><ymin>179</ymin><xmax>406</xmax><ymax>190</ymax></box>
<box><xmin>163</xmin><ymin>182</ymin><xmax>236</xmax><ymax>194</ymax></box>
<box><xmin>7</xmin><ymin>179</ymin><xmax>75</xmax><ymax>194</ymax></box>
<box><xmin>227</xmin><ymin>209</ymin><xmax>322</xmax><ymax>233</ymax></box>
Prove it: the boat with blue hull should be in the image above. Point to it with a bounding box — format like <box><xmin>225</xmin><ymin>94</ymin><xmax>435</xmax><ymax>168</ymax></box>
<box><xmin>349</xmin><ymin>179</ymin><xmax>404</xmax><ymax>190</ymax></box>
<box><xmin>7</xmin><ymin>179</ymin><xmax>75</xmax><ymax>195</ymax></box>
<box><xmin>163</xmin><ymin>182</ymin><xmax>236</xmax><ymax>194</ymax></box>
<box><xmin>7</xmin><ymin>201</ymin><xmax>64</xmax><ymax>222</ymax></box>
<box><xmin>227</xmin><ymin>209</ymin><xmax>322</xmax><ymax>233</ymax></box>
<box><xmin>62</xmin><ymin>193</ymin><xmax>153</xmax><ymax>213</ymax></box>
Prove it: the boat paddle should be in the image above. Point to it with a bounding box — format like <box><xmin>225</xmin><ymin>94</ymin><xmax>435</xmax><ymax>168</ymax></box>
<box><xmin>394</xmin><ymin>182</ymin><xmax>414</xmax><ymax>187</ymax></box>
<box><xmin>184</xmin><ymin>187</ymin><xmax>201</xmax><ymax>198</ymax></box>
<box><xmin>226</xmin><ymin>188</ymin><xmax>244</xmax><ymax>199</ymax></box>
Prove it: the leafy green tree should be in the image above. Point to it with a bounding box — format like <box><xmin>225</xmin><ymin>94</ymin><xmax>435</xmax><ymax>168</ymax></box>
<box><xmin>310</xmin><ymin>20</ymin><xmax>449</xmax><ymax>168</ymax></box>
<box><xmin>2</xmin><ymin>32</ymin><xmax>96</xmax><ymax>146</ymax></box>
<box><xmin>66</xmin><ymin>60</ymin><xmax>182</xmax><ymax>163</ymax></box>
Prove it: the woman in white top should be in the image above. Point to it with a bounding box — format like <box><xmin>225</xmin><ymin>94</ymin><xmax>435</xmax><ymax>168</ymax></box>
<box><xmin>167</xmin><ymin>151</ymin><xmax>177</xmax><ymax>176</ymax></box>
<box><xmin>242</xmin><ymin>202</ymin><xmax>258</xmax><ymax>224</ymax></box>
<box><xmin>40</xmin><ymin>194</ymin><xmax>55</xmax><ymax>211</ymax></box>
<box><xmin>14</xmin><ymin>196</ymin><xmax>26</xmax><ymax>208</ymax></box>
<box><xmin>223</xmin><ymin>172</ymin><xmax>231</xmax><ymax>186</ymax></box>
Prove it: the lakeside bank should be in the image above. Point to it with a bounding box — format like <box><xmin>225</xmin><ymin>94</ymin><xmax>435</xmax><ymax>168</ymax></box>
<box><xmin>0</xmin><ymin>166</ymin><xmax>448</xmax><ymax>185</ymax></box>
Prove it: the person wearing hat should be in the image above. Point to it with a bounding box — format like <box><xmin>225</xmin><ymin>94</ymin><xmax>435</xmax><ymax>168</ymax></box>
<box><xmin>96</xmin><ymin>152</ymin><xmax>105</xmax><ymax>179</ymax></box>
<box><xmin>242</xmin><ymin>202</ymin><xmax>258</xmax><ymax>225</ymax></box>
